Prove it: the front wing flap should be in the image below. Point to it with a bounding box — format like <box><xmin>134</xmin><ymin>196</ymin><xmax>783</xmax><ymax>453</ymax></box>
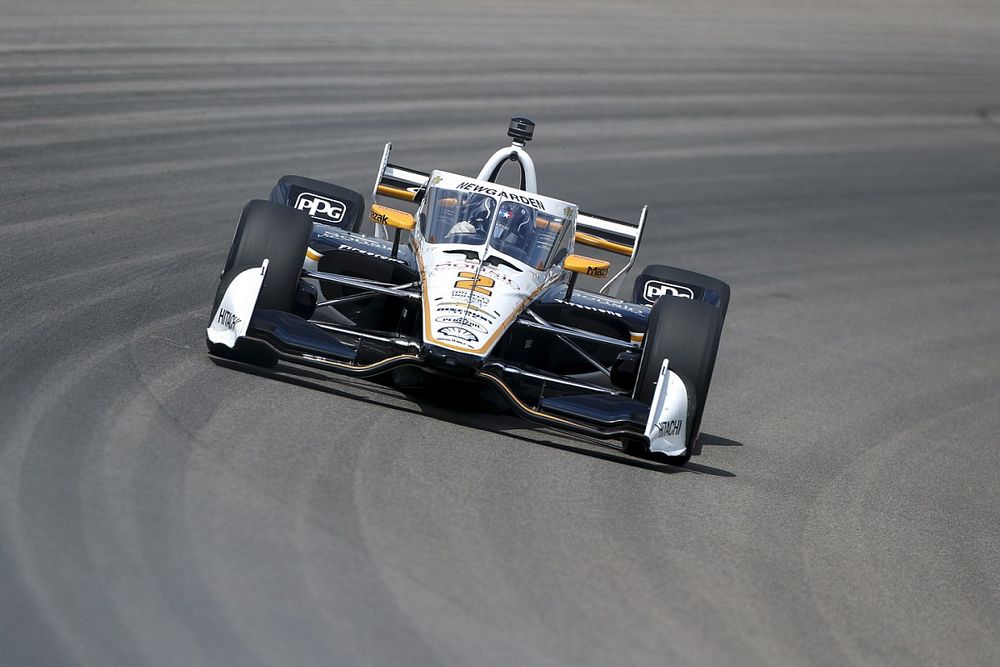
<box><xmin>207</xmin><ymin>260</ymin><xmax>268</xmax><ymax>348</ymax></box>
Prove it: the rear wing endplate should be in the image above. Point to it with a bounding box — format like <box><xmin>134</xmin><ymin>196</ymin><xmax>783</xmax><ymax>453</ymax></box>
<box><xmin>575</xmin><ymin>207</ymin><xmax>646</xmax><ymax>295</ymax></box>
<box><xmin>372</xmin><ymin>142</ymin><xmax>428</xmax><ymax>205</ymax></box>
<box><xmin>371</xmin><ymin>142</ymin><xmax>646</xmax><ymax>293</ymax></box>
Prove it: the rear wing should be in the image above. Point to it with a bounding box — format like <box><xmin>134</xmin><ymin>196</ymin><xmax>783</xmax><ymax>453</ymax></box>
<box><xmin>371</xmin><ymin>142</ymin><xmax>647</xmax><ymax>294</ymax></box>
<box><xmin>574</xmin><ymin>207</ymin><xmax>647</xmax><ymax>295</ymax></box>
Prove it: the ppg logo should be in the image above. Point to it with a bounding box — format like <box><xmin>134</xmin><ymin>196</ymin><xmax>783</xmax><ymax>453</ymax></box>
<box><xmin>294</xmin><ymin>192</ymin><xmax>345</xmax><ymax>223</ymax></box>
<box><xmin>643</xmin><ymin>280</ymin><xmax>694</xmax><ymax>303</ymax></box>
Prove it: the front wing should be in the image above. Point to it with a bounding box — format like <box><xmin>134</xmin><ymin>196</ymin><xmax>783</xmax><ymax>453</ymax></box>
<box><xmin>208</xmin><ymin>262</ymin><xmax>691</xmax><ymax>457</ymax></box>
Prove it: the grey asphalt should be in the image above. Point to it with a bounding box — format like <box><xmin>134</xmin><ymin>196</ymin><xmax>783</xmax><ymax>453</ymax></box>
<box><xmin>1</xmin><ymin>1</ymin><xmax>999</xmax><ymax>665</ymax></box>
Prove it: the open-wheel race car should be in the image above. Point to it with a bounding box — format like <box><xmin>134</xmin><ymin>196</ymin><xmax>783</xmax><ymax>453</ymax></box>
<box><xmin>207</xmin><ymin>118</ymin><xmax>730</xmax><ymax>465</ymax></box>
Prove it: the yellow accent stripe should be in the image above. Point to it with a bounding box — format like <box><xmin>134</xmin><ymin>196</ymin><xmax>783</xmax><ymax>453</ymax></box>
<box><xmin>236</xmin><ymin>338</ymin><xmax>420</xmax><ymax>374</ymax></box>
<box><xmin>305</xmin><ymin>247</ymin><xmax>322</xmax><ymax>261</ymax></box>
<box><xmin>298</xmin><ymin>352</ymin><xmax>421</xmax><ymax>373</ymax></box>
<box><xmin>370</xmin><ymin>204</ymin><xmax>416</xmax><ymax>230</ymax></box>
<box><xmin>476</xmin><ymin>373</ymin><xmax>583</xmax><ymax>429</ymax></box>
<box><xmin>574</xmin><ymin>231</ymin><xmax>634</xmax><ymax>257</ymax></box>
<box><xmin>376</xmin><ymin>184</ymin><xmax>417</xmax><ymax>202</ymax></box>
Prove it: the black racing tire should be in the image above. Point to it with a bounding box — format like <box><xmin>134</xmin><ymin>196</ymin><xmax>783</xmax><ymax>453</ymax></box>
<box><xmin>269</xmin><ymin>175</ymin><xmax>367</xmax><ymax>233</ymax></box>
<box><xmin>207</xmin><ymin>199</ymin><xmax>312</xmax><ymax>365</ymax></box>
<box><xmin>633</xmin><ymin>264</ymin><xmax>730</xmax><ymax>330</ymax></box>
<box><xmin>630</xmin><ymin>295</ymin><xmax>723</xmax><ymax>465</ymax></box>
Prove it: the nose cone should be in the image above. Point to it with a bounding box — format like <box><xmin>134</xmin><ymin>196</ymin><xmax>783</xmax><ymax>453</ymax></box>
<box><xmin>420</xmin><ymin>247</ymin><xmax>539</xmax><ymax>358</ymax></box>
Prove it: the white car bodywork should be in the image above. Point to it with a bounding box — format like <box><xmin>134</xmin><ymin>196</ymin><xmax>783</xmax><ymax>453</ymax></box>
<box><xmin>411</xmin><ymin>171</ymin><xmax>575</xmax><ymax>357</ymax></box>
<box><xmin>207</xmin><ymin>260</ymin><xmax>268</xmax><ymax>349</ymax></box>
<box><xmin>644</xmin><ymin>359</ymin><xmax>689</xmax><ymax>456</ymax></box>
<box><xmin>207</xmin><ymin>138</ymin><xmax>698</xmax><ymax>461</ymax></box>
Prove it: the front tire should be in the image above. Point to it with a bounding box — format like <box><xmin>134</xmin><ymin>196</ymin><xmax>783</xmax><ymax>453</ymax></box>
<box><xmin>629</xmin><ymin>295</ymin><xmax>723</xmax><ymax>465</ymax></box>
<box><xmin>208</xmin><ymin>199</ymin><xmax>312</xmax><ymax>365</ymax></box>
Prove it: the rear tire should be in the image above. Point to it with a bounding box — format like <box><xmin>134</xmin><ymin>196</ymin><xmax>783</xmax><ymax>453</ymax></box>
<box><xmin>208</xmin><ymin>200</ymin><xmax>312</xmax><ymax>365</ymax></box>
<box><xmin>633</xmin><ymin>264</ymin><xmax>730</xmax><ymax>330</ymax></box>
<box><xmin>269</xmin><ymin>175</ymin><xmax>367</xmax><ymax>233</ymax></box>
<box><xmin>630</xmin><ymin>295</ymin><xmax>723</xmax><ymax>465</ymax></box>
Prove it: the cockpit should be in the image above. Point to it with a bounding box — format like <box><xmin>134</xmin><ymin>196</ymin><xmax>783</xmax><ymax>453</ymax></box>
<box><xmin>419</xmin><ymin>182</ymin><xmax>574</xmax><ymax>270</ymax></box>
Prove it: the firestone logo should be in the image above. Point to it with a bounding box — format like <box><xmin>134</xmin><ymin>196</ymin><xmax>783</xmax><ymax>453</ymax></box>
<box><xmin>295</xmin><ymin>192</ymin><xmax>346</xmax><ymax>223</ymax></box>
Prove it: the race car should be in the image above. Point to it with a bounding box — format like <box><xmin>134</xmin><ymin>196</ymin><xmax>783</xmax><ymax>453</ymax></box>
<box><xmin>207</xmin><ymin>117</ymin><xmax>729</xmax><ymax>465</ymax></box>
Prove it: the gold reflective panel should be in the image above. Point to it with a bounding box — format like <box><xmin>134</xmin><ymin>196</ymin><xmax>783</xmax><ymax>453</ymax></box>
<box><xmin>574</xmin><ymin>231</ymin><xmax>633</xmax><ymax>256</ymax></box>
<box><xmin>375</xmin><ymin>185</ymin><xmax>417</xmax><ymax>202</ymax></box>
<box><xmin>370</xmin><ymin>204</ymin><xmax>415</xmax><ymax>231</ymax></box>
<box><xmin>563</xmin><ymin>253</ymin><xmax>611</xmax><ymax>277</ymax></box>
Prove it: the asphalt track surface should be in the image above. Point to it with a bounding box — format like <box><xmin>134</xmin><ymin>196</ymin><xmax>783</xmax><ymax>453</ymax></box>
<box><xmin>2</xmin><ymin>1</ymin><xmax>1000</xmax><ymax>665</ymax></box>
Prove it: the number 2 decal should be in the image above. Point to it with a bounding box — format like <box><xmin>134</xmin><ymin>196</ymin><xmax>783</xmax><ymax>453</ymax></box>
<box><xmin>454</xmin><ymin>271</ymin><xmax>494</xmax><ymax>296</ymax></box>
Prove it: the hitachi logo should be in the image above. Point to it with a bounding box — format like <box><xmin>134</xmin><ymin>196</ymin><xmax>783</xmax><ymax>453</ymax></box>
<box><xmin>655</xmin><ymin>419</ymin><xmax>684</xmax><ymax>437</ymax></box>
<box><xmin>217</xmin><ymin>308</ymin><xmax>241</xmax><ymax>331</ymax></box>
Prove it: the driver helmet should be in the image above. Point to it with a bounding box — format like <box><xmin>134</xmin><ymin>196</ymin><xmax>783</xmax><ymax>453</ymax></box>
<box><xmin>493</xmin><ymin>201</ymin><xmax>533</xmax><ymax>245</ymax></box>
<box><xmin>447</xmin><ymin>195</ymin><xmax>494</xmax><ymax>239</ymax></box>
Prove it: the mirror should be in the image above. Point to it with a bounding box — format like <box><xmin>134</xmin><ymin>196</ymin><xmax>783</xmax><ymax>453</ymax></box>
<box><xmin>563</xmin><ymin>254</ymin><xmax>610</xmax><ymax>277</ymax></box>
<box><xmin>370</xmin><ymin>204</ymin><xmax>415</xmax><ymax>231</ymax></box>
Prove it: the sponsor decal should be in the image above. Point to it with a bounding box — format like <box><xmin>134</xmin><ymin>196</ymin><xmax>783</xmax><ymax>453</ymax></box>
<box><xmin>643</xmin><ymin>280</ymin><xmax>694</xmax><ymax>302</ymax></box>
<box><xmin>585</xmin><ymin>293</ymin><xmax>648</xmax><ymax>315</ymax></box>
<box><xmin>318</xmin><ymin>231</ymin><xmax>389</xmax><ymax>249</ymax></box>
<box><xmin>217</xmin><ymin>308</ymin><xmax>241</xmax><ymax>331</ymax></box>
<box><xmin>336</xmin><ymin>243</ymin><xmax>407</xmax><ymax>265</ymax></box>
<box><xmin>453</xmin><ymin>271</ymin><xmax>494</xmax><ymax>296</ymax></box>
<box><xmin>295</xmin><ymin>192</ymin><xmax>346</xmax><ymax>223</ymax></box>
<box><xmin>586</xmin><ymin>264</ymin><xmax>609</xmax><ymax>277</ymax></box>
<box><xmin>438</xmin><ymin>326</ymin><xmax>478</xmax><ymax>342</ymax></box>
<box><xmin>451</xmin><ymin>290</ymin><xmax>492</xmax><ymax>307</ymax></box>
<box><xmin>561</xmin><ymin>300</ymin><xmax>623</xmax><ymax>318</ymax></box>
<box><xmin>433</xmin><ymin>260</ymin><xmax>478</xmax><ymax>271</ymax></box>
<box><xmin>370</xmin><ymin>210</ymin><xmax>389</xmax><ymax>225</ymax></box>
<box><xmin>455</xmin><ymin>182</ymin><xmax>547</xmax><ymax>211</ymax></box>
<box><xmin>435</xmin><ymin>305</ymin><xmax>497</xmax><ymax>324</ymax></box>
<box><xmin>435</xmin><ymin>315</ymin><xmax>489</xmax><ymax>333</ymax></box>
<box><xmin>655</xmin><ymin>419</ymin><xmax>684</xmax><ymax>437</ymax></box>
<box><xmin>480</xmin><ymin>268</ymin><xmax>519</xmax><ymax>289</ymax></box>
